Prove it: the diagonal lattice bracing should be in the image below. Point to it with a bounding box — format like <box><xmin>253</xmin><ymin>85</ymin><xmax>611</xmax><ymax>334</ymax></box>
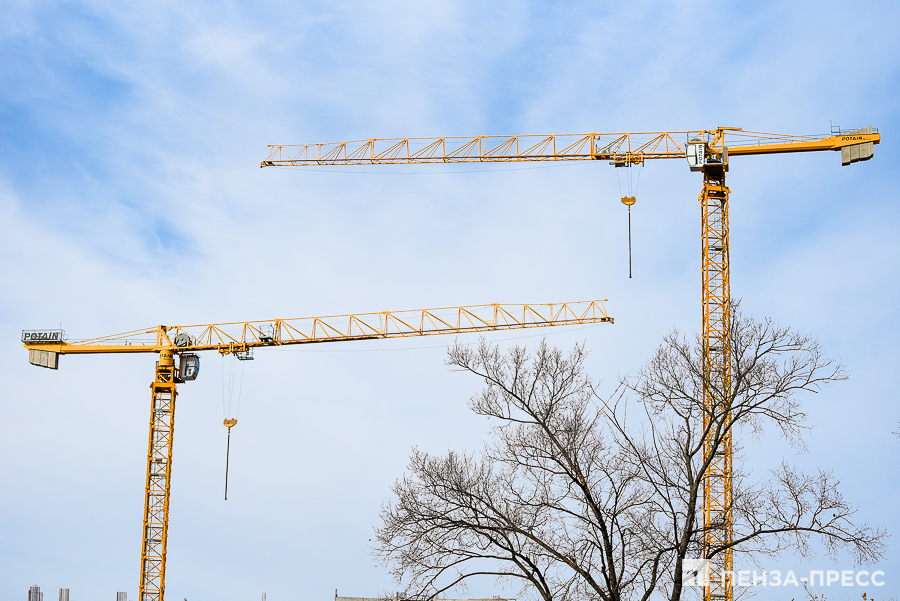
<box><xmin>140</xmin><ymin>356</ymin><xmax>178</xmax><ymax>601</ymax></box>
<box><xmin>701</xmin><ymin>171</ymin><xmax>732</xmax><ymax>601</ymax></box>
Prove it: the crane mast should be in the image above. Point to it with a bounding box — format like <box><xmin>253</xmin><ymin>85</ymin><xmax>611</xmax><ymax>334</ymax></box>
<box><xmin>262</xmin><ymin>126</ymin><xmax>880</xmax><ymax>601</ymax></box>
<box><xmin>144</xmin><ymin>349</ymin><xmax>178</xmax><ymax>601</ymax></box>
<box><xmin>697</xmin><ymin>137</ymin><xmax>733</xmax><ymax>601</ymax></box>
<box><xmin>23</xmin><ymin>300</ymin><xmax>613</xmax><ymax>601</ymax></box>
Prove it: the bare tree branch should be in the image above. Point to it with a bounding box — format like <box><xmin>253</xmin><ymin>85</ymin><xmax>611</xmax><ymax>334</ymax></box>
<box><xmin>373</xmin><ymin>307</ymin><xmax>885</xmax><ymax>601</ymax></box>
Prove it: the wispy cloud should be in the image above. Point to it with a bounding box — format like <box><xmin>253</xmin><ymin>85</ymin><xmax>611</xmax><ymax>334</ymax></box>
<box><xmin>2</xmin><ymin>2</ymin><xmax>898</xmax><ymax>600</ymax></box>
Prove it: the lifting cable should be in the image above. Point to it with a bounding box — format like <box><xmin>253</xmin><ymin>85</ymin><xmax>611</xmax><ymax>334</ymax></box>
<box><xmin>221</xmin><ymin>350</ymin><xmax>250</xmax><ymax>500</ymax></box>
<box><xmin>615</xmin><ymin>161</ymin><xmax>643</xmax><ymax>278</ymax></box>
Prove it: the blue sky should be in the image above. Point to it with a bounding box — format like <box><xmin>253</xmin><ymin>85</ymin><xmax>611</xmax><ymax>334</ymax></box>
<box><xmin>2</xmin><ymin>1</ymin><xmax>899</xmax><ymax>600</ymax></box>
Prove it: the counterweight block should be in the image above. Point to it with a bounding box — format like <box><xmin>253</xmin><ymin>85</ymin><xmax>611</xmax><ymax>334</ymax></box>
<box><xmin>842</xmin><ymin>126</ymin><xmax>876</xmax><ymax>165</ymax></box>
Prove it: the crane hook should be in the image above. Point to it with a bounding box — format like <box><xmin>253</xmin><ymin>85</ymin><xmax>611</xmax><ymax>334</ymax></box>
<box><xmin>224</xmin><ymin>418</ymin><xmax>237</xmax><ymax>500</ymax></box>
<box><xmin>621</xmin><ymin>196</ymin><xmax>636</xmax><ymax>278</ymax></box>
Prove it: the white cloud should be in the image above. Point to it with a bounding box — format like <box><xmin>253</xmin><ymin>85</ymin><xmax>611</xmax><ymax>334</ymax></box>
<box><xmin>2</xmin><ymin>2</ymin><xmax>898</xmax><ymax>600</ymax></box>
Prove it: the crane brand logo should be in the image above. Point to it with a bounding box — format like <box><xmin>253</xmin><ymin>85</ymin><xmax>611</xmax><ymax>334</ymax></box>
<box><xmin>841</xmin><ymin>136</ymin><xmax>865</xmax><ymax>141</ymax></box>
<box><xmin>22</xmin><ymin>330</ymin><xmax>63</xmax><ymax>343</ymax></box>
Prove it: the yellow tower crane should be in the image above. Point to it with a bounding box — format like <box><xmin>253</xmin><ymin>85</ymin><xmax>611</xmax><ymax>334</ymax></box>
<box><xmin>23</xmin><ymin>300</ymin><xmax>613</xmax><ymax>601</ymax></box>
<box><xmin>261</xmin><ymin>126</ymin><xmax>880</xmax><ymax>601</ymax></box>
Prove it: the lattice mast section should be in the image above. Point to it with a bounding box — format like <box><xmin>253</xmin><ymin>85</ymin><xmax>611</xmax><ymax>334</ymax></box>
<box><xmin>701</xmin><ymin>169</ymin><xmax>732</xmax><ymax>601</ymax></box>
<box><xmin>140</xmin><ymin>350</ymin><xmax>178</xmax><ymax>601</ymax></box>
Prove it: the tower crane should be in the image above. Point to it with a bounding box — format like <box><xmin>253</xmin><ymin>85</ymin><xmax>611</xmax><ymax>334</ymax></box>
<box><xmin>23</xmin><ymin>300</ymin><xmax>613</xmax><ymax>601</ymax></box>
<box><xmin>261</xmin><ymin>126</ymin><xmax>880</xmax><ymax>601</ymax></box>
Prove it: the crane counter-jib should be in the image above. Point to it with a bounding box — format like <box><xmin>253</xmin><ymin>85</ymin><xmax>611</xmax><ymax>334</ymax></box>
<box><xmin>726</xmin><ymin>130</ymin><xmax>880</xmax><ymax>156</ymax></box>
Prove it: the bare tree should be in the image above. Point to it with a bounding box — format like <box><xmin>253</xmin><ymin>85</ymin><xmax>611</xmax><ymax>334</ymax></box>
<box><xmin>608</xmin><ymin>309</ymin><xmax>885</xmax><ymax>601</ymax></box>
<box><xmin>374</xmin><ymin>309</ymin><xmax>885</xmax><ymax>601</ymax></box>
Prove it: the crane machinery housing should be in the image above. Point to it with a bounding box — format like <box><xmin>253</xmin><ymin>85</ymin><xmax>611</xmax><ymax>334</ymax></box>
<box><xmin>23</xmin><ymin>300</ymin><xmax>613</xmax><ymax>601</ymax></box>
<box><xmin>261</xmin><ymin>125</ymin><xmax>880</xmax><ymax>601</ymax></box>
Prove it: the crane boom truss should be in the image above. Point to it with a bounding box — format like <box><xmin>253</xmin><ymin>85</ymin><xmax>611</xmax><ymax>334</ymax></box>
<box><xmin>24</xmin><ymin>301</ymin><xmax>612</xmax><ymax>355</ymax></box>
<box><xmin>263</xmin><ymin>132</ymin><xmax>686</xmax><ymax>165</ymax></box>
<box><xmin>261</xmin><ymin>129</ymin><xmax>879</xmax><ymax>167</ymax></box>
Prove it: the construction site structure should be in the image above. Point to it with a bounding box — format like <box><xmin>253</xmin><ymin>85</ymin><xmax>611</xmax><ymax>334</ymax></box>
<box><xmin>262</xmin><ymin>126</ymin><xmax>880</xmax><ymax>601</ymax></box>
<box><xmin>23</xmin><ymin>300</ymin><xmax>613</xmax><ymax>601</ymax></box>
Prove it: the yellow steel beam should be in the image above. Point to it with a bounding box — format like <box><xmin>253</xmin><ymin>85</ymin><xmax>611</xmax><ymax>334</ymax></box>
<box><xmin>23</xmin><ymin>301</ymin><xmax>613</xmax><ymax>356</ymax></box>
<box><xmin>726</xmin><ymin>130</ymin><xmax>880</xmax><ymax>156</ymax></box>
<box><xmin>261</xmin><ymin>129</ymin><xmax>879</xmax><ymax>167</ymax></box>
<box><xmin>140</xmin><ymin>349</ymin><xmax>178</xmax><ymax>601</ymax></box>
<box><xmin>700</xmin><ymin>168</ymin><xmax>733</xmax><ymax>601</ymax></box>
<box><xmin>261</xmin><ymin>132</ymin><xmax>689</xmax><ymax>166</ymax></box>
